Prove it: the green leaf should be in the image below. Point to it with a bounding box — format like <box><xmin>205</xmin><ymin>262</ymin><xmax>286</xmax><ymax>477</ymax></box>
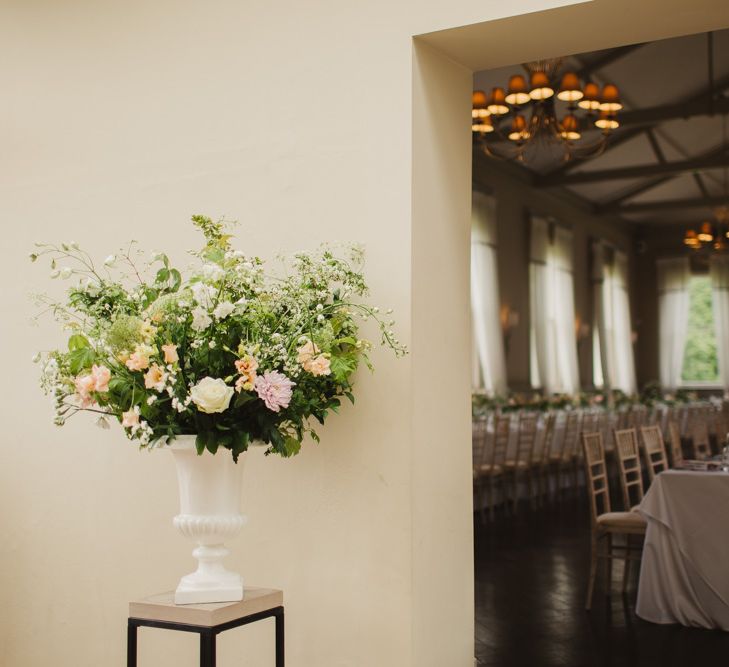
<box><xmin>169</xmin><ymin>269</ymin><xmax>182</xmax><ymax>292</ymax></box>
<box><xmin>156</xmin><ymin>268</ymin><xmax>170</xmax><ymax>284</ymax></box>
<box><xmin>68</xmin><ymin>334</ymin><xmax>90</xmax><ymax>351</ymax></box>
<box><xmin>206</xmin><ymin>431</ymin><xmax>219</xmax><ymax>455</ymax></box>
<box><xmin>234</xmin><ymin>392</ymin><xmax>256</xmax><ymax>408</ymax></box>
<box><xmin>195</xmin><ymin>433</ymin><xmax>207</xmax><ymax>456</ymax></box>
<box><xmin>231</xmin><ymin>431</ymin><xmax>249</xmax><ymax>463</ymax></box>
<box><xmin>68</xmin><ymin>347</ymin><xmax>96</xmax><ymax>374</ymax></box>
<box><xmin>284</xmin><ymin>436</ymin><xmax>301</xmax><ymax>457</ymax></box>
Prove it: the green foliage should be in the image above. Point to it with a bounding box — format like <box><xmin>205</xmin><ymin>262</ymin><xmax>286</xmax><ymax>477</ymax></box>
<box><xmin>681</xmin><ymin>276</ymin><xmax>719</xmax><ymax>383</ymax></box>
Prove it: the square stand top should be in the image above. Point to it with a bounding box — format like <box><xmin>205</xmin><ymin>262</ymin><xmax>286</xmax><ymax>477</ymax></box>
<box><xmin>129</xmin><ymin>588</ymin><xmax>283</xmax><ymax>628</ymax></box>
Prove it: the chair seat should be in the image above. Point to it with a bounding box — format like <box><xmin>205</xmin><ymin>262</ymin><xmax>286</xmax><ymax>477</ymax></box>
<box><xmin>473</xmin><ymin>463</ymin><xmax>503</xmax><ymax>478</ymax></box>
<box><xmin>597</xmin><ymin>511</ymin><xmax>646</xmax><ymax>533</ymax></box>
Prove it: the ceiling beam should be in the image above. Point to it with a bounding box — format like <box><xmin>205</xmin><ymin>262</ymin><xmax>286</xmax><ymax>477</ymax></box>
<box><xmin>575</xmin><ymin>43</ymin><xmax>646</xmax><ymax>79</ymax></box>
<box><xmin>538</xmin><ymin>149</ymin><xmax>729</xmax><ymax>187</ymax></box>
<box><xmin>539</xmin><ymin>73</ymin><xmax>729</xmax><ymax>179</ymax></box>
<box><xmin>619</xmin><ymin>95</ymin><xmax>729</xmax><ymax>127</ymax></box>
<box><xmin>617</xmin><ymin>194</ymin><xmax>728</xmax><ymax>214</ymax></box>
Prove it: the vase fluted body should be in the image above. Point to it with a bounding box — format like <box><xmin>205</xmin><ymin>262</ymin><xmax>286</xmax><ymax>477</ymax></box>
<box><xmin>170</xmin><ymin>435</ymin><xmax>246</xmax><ymax>604</ymax></box>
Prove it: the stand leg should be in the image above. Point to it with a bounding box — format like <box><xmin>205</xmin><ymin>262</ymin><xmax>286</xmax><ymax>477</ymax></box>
<box><xmin>275</xmin><ymin>607</ymin><xmax>285</xmax><ymax>667</ymax></box>
<box><xmin>127</xmin><ymin>621</ymin><xmax>138</xmax><ymax>667</ymax></box>
<box><xmin>200</xmin><ymin>629</ymin><xmax>216</xmax><ymax>667</ymax></box>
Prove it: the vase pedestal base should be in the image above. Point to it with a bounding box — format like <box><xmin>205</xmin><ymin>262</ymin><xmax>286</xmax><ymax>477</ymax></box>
<box><xmin>174</xmin><ymin>543</ymin><xmax>244</xmax><ymax>605</ymax></box>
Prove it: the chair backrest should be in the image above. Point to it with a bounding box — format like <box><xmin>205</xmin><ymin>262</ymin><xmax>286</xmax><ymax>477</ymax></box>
<box><xmin>614</xmin><ymin>428</ymin><xmax>645</xmax><ymax>509</ymax></box>
<box><xmin>667</xmin><ymin>419</ymin><xmax>683</xmax><ymax>467</ymax></box>
<box><xmin>582</xmin><ymin>432</ymin><xmax>611</xmax><ymax>525</ymax></box>
<box><xmin>492</xmin><ymin>414</ymin><xmax>511</xmax><ymax>467</ymax></box>
<box><xmin>515</xmin><ymin>413</ymin><xmax>538</xmax><ymax>464</ymax></box>
<box><xmin>538</xmin><ymin>413</ymin><xmax>557</xmax><ymax>465</ymax></box>
<box><xmin>639</xmin><ymin>424</ymin><xmax>669</xmax><ymax>482</ymax></box>
<box><xmin>690</xmin><ymin>419</ymin><xmax>711</xmax><ymax>460</ymax></box>
<box><xmin>561</xmin><ymin>411</ymin><xmax>583</xmax><ymax>460</ymax></box>
<box><xmin>472</xmin><ymin>416</ymin><xmax>490</xmax><ymax>471</ymax></box>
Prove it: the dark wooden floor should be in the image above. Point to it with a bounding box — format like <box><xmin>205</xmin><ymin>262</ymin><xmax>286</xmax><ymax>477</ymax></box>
<box><xmin>474</xmin><ymin>497</ymin><xmax>729</xmax><ymax>667</ymax></box>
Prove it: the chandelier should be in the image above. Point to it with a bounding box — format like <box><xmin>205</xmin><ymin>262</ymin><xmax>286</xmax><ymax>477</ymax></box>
<box><xmin>682</xmin><ymin>208</ymin><xmax>729</xmax><ymax>252</ymax></box>
<box><xmin>472</xmin><ymin>58</ymin><xmax>622</xmax><ymax>163</ymax></box>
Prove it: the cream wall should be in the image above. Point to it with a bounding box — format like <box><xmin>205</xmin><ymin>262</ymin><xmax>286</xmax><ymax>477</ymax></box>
<box><xmin>0</xmin><ymin>1</ymin><xmax>587</xmax><ymax>666</ymax></box>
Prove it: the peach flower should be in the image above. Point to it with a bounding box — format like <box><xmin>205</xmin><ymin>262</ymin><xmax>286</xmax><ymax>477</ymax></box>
<box><xmin>306</xmin><ymin>355</ymin><xmax>331</xmax><ymax>377</ymax></box>
<box><xmin>91</xmin><ymin>364</ymin><xmax>111</xmax><ymax>393</ymax></box>
<box><xmin>74</xmin><ymin>374</ymin><xmax>96</xmax><ymax>407</ymax></box>
<box><xmin>125</xmin><ymin>345</ymin><xmax>153</xmax><ymax>371</ymax></box>
<box><xmin>296</xmin><ymin>340</ymin><xmax>319</xmax><ymax>365</ymax></box>
<box><xmin>121</xmin><ymin>409</ymin><xmax>139</xmax><ymax>428</ymax></box>
<box><xmin>234</xmin><ymin>354</ymin><xmax>259</xmax><ymax>392</ymax></box>
<box><xmin>161</xmin><ymin>343</ymin><xmax>179</xmax><ymax>364</ymax></box>
<box><xmin>144</xmin><ymin>364</ymin><xmax>166</xmax><ymax>391</ymax></box>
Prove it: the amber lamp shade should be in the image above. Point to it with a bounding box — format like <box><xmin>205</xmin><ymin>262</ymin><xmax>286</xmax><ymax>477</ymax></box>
<box><xmin>472</xmin><ymin>115</ymin><xmax>494</xmax><ymax>134</ymax></box>
<box><xmin>529</xmin><ymin>71</ymin><xmax>554</xmax><ymax>100</ymax></box>
<box><xmin>595</xmin><ymin>111</ymin><xmax>619</xmax><ymax>130</ymax></box>
<box><xmin>557</xmin><ymin>72</ymin><xmax>584</xmax><ymax>102</ymax></box>
<box><xmin>599</xmin><ymin>84</ymin><xmax>623</xmax><ymax>112</ymax></box>
<box><xmin>714</xmin><ymin>236</ymin><xmax>726</xmax><ymax>251</ymax></box>
<box><xmin>560</xmin><ymin>114</ymin><xmax>581</xmax><ymax>141</ymax></box>
<box><xmin>508</xmin><ymin>114</ymin><xmax>530</xmax><ymax>142</ymax></box>
<box><xmin>698</xmin><ymin>222</ymin><xmax>714</xmax><ymax>243</ymax></box>
<box><xmin>472</xmin><ymin>90</ymin><xmax>490</xmax><ymax>119</ymax></box>
<box><xmin>505</xmin><ymin>75</ymin><xmax>530</xmax><ymax>105</ymax></box>
<box><xmin>578</xmin><ymin>82</ymin><xmax>601</xmax><ymax>110</ymax></box>
<box><xmin>683</xmin><ymin>229</ymin><xmax>699</xmax><ymax>247</ymax></box>
<box><xmin>487</xmin><ymin>87</ymin><xmax>510</xmax><ymax>115</ymax></box>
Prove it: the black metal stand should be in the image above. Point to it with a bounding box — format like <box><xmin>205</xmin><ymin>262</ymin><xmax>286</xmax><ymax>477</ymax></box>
<box><xmin>128</xmin><ymin>605</ymin><xmax>285</xmax><ymax>667</ymax></box>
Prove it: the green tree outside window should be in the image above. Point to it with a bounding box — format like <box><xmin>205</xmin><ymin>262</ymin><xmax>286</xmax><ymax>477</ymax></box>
<box><xmin>681</xmin><ymin>275</ymin><xmax>719</xmax><ymax>383</ymax></box>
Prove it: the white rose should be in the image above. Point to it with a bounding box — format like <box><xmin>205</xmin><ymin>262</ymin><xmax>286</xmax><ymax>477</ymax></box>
<box><xmin>190</xmin><ymin>377</ymin><xmax>234</xmax><ymax>414</ymax></box>
<box><xmin>191</xmin><ymin>306</ymin><xmax>213</xmax><ymax>332</ymax></box>
<box><xmin>191</xmin><ymin>282</ymin><xmax>216</xmax><ymax>309</ymax></box>
<box><xmin>201</xmin><ymin>263</ymin><xmax>225</xmax><ymax>282</ymax></box>
<box><xmin>213</xmin><ymin>301</ymin><xmax>235</xmax><ymax>319</ymax></box>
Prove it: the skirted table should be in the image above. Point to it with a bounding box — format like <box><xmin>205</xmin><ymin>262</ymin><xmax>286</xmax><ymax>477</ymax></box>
<box><xmin>128</xmin><ymin>587</ymin><xmax>284</xmax><ymax>666</ymax></box>
<box><xmin>637</xmin><ymin>469</ymin><xmax>729</xmax><ymax>630</ymax></box>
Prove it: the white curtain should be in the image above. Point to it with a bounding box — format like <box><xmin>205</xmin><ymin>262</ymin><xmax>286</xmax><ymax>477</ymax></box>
<box><xmin>657</xmin><ymin>257</ymin><xmax>691</xmax><ymax>390</ymax></box>
<box><xmin>529</xmin><ymin>216</ymin><xmax>579</xmax><ymax>394</ymax></box>
<box><xmin>710</xmin><ymin>255</ymin><xmax>729</xmax><ymax>389</ymax></box>
<box><xmin>470</xmin><ymin>191</ymin><xmax>507</xmax><ymax>394</ymax></box>
<box><xmin>593</xmin><ymin>243</ymin><xmax>637</xmax><ymax>394</ymax></box>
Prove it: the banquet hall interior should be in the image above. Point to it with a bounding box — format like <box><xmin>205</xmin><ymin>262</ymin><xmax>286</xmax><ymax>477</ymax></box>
<box><xmin>470</xmin><ymin>28</ymin><xmax>729</xmax><ymax>667</ymax></box>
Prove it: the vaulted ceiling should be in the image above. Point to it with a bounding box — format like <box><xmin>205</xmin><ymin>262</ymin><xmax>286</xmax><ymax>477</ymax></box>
<box><xmin>473</xmin><ymin>29</ymin><xmax>729</xmax><ymax>231</ymax></box>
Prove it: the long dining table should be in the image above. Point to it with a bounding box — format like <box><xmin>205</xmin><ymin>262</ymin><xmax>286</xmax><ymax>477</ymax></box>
<box><xmin>636</xmin><ymin>469</ymin><xmax>729</xmax><ymax>630</ymax></box>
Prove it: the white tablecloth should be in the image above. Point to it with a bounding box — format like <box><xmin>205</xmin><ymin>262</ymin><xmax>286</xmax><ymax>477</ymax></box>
<box><xmin>637</xmin><ymin>470</ymin><xmax>729</xmax><ymax>630</ymax></box>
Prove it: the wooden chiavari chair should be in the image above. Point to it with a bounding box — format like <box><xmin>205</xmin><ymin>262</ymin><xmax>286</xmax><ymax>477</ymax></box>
<box><xmin>552</xmin><ymin>410</ymin><xmax>583</xmax><ymax>495</ymax></box>
<box><xmin>639</xmin><ymin>424</ymin><xmax>669</xmax><ymax>483</ymax></box>
<box><xmin>472</xmin><ymin>416</ymin><xmax>490</xmax><ymax>523</ymax></box>
<box><xmin>582</xmin><ymin>432</ymin><xmax>646</xmax><ymax>610</ymax></box>
<box><xmin>533</xmin><ymin>413</ymin><xmax>556</xmax><ymax>504</ymax></box>
<box><xmin>614</xmin><ymin>428</ymin><xmax>645</xmax><ymax>512</ymax></box>
<box><xmin>666</xmin><ymin>419</ymin><xmax>683</xmax><ymax>468</ymax></box>
<box><xmin>477</xmin><ymin>414</ymin><xmax>510</xmax><ymax>521</ymax></box>
<box><xmin>505</xmin><ymin>413</ymin><xmax>538</xmax><ymax>511</ymax></box>
<box><xmin>690</xmin><ymin>418</ymin><xmax>711</xmax><ymax>460</ymax></box>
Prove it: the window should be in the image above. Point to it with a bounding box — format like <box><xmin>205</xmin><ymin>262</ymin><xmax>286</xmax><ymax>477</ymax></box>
<box><xmin>681</xmin><ymin>275</ymin><xmax>719</xmax><ymax>384</ymax></box>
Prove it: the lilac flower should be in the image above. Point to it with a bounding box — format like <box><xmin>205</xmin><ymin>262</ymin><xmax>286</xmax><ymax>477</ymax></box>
<box><xmin>255</xmin><ymin>371</ymin><xmax>295</xmax><ymax>412</ymax></box>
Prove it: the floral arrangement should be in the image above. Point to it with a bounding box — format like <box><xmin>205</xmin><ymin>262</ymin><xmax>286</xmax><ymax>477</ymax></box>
<box><xmin>32</xmin><ymin>216</ymin><xmax>406</xmax><ymax>460</ymax></box>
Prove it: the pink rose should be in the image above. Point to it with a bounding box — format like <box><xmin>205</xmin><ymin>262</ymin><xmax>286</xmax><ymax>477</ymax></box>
<box><xmin>91</xmin><ymin>365</ymin><xmax>111</xmax><ymax>393</ymax></box>
<box><xmin>297</xmin><ymin>340</ymin><xmax>320</xmax><ymax>365</ymax></box>
<box><xmin>305</xmin><ymin>355</ymin><xmax>331</xmax><ymax>377</ymax></box>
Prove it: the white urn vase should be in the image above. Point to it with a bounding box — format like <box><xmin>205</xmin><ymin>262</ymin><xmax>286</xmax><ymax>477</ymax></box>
<box><xmin>170</xmin><ymin>435</ymin><xmax>247</xmax><ymax>605</ymax></box>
